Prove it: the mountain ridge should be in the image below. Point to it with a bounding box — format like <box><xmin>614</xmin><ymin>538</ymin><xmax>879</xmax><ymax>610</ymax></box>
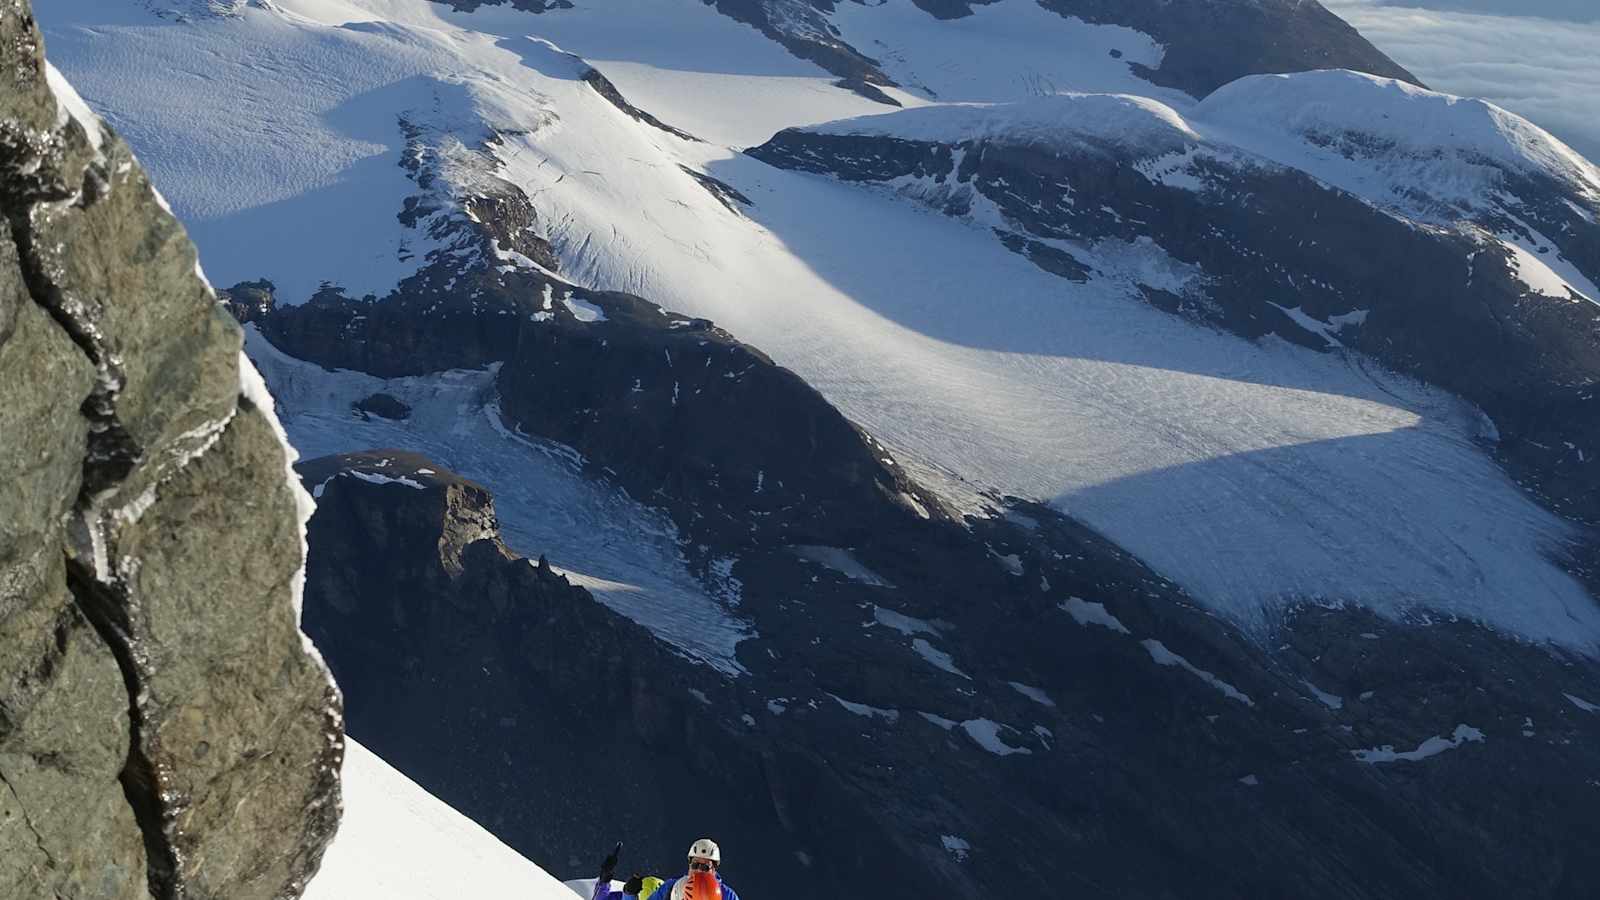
<box><xmin>20</xmin><ymin>1</ymin><xmax>1600</xmax><ymax>896</ymax></box>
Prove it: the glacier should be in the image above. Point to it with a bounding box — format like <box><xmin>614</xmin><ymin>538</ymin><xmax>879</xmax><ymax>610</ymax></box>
<box><xmin>35</xmin><ymin>0</ymin><xmax>1600</xmax><ymax>657</ymax></box>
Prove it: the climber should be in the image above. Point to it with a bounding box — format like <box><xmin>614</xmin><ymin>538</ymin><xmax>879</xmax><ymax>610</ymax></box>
<box><xmin>642</xmin><ymin>838</ymin><xmax>742</xmax><ymax>900</ymax></box>
<box><xmin>591</xmin><ymin>838</ymin><xmax>741</xmax><ymax>900</ymax></box>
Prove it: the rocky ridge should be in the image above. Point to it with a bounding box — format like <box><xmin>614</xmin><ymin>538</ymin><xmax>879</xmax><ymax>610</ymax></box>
<box><xmin>299</xmin><ymin>445</ymin><xmax>1600</xmax><ymax>900</ymax></box>
<box><xmin>746</xmin><ymin>82</ymin><xmax>1600</xmax><ymax>529</ymax></box>
<box><xmin>1</xmin><ymin>5</ymin><xmax>342</xmax><ymax>898</ymax></box>
<box><xmin>426</xmin><ymin>0</ymin><xmax>1417</xmax><ymax>101</ymax></box>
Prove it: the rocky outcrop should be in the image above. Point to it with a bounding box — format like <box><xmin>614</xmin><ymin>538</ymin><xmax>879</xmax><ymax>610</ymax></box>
<box><xmin>300</xmin><ymin>449</ymin><xmax>1600</xmax><ymax>900</ymax></box>
<box><xmin>582</xmin><ymin>67</ymin><xmax>701</xmax><ymax>143</ymax></box>
<box><xmin>0</xmin><ymin>5</ymin><xmax>341</xmax><ymax>899</ymax></box>
<box><xmin>493</xmin><ymin>287</ymin><xmax>946</xmax><ymax>564</ymax></box>
<box><xmin>296</xmin><ymin>452</ymin><xmax>949</xmax><ymax>900</ymax></box>
<box><xmin>213</xmin><ymin>108</ymin><xmax>563</xmax><ymax>379</ymax></box>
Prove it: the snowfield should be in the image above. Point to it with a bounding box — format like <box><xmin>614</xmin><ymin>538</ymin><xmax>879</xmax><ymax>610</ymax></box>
<box><xmin>36</xmin><ymin>0</ymin><xmax>1600</xmax><ymax>650</ymax></box>
<box><xmin>305</xmin><ymin>739</ymin><xmax>578</xmax><ymax>899</ymax></box>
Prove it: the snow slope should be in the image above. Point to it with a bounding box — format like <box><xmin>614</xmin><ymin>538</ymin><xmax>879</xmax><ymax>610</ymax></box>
<box><xmin>38</xmin><ymin>1</ymin><xmax>487</xmax><ymax>302</ymax></box>
<box><xmin>305</xmin><ymin>739</ymin><xmax>578</xmax><ymax>900</ymax></box>
<box><xmin>39</xmin><ymin>0</ymin><xmax>1600</xmax><ymax>649</ymax></box>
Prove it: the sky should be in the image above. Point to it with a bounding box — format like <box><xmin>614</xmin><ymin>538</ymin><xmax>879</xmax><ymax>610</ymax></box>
<box><xmin>1325</xmin><ymin>0</ymin><xmax>1600</xmax><ymax>163</ymax></box>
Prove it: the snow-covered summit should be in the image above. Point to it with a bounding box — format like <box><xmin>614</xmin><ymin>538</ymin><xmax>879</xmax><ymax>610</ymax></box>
<box><xmin>1198</xmin><ymin>69</ymin><xmax>1600</xmax><ymax>211</ymax></box>
<box><xmin>803</xmin><ymin>92</ymin><xmax>1200</xmax><ymax>157</ymax></box>
<box><xmin>797</xmin><ymin>67</ymin><xmax>1600</xmax><ymax>219</ymax></box>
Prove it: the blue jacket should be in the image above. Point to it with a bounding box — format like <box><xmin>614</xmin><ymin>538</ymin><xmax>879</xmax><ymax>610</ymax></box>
<box><xmin>646</xmin><ymin>874</ymin><xmax>742</xmax><ymax>900</ymax></box>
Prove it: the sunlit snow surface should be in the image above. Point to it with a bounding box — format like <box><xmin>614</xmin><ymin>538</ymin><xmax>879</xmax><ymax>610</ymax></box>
<box><xmin>305</xmin><ymin>739</ymin><xmax>579</xmax><ymax>900</ymax></box>
<box><xmin>38</xmin><ymin>0</ymin><xmax>1600</xmax><ymax>649</ymax></box>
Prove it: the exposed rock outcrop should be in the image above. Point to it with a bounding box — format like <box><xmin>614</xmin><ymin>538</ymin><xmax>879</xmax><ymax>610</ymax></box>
<box><xmin>493</xmin><ymin>287</ymin><xmax>947</xmax><ymax>562</ymax></box>
<box><xmin>1035</xmin><ymin>0</ymin><xmax>1418</xmax><ymax>97</ymax></box>
<box><xmin>0</xmin><ymin>5</ymin><xmax>342</xmax><ymax>898</ymax></box>
<box><xmin>297</xmin><ymin>453</ymin><xmax>945</xmax><ymax>900</ymax></box>
<box><xmin>300</xmin><ymin>448</ymin><xmax>1600</xmax><ymax>900</ymax></box>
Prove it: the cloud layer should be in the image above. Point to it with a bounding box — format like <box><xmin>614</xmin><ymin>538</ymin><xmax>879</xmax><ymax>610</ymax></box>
<box><xmin>1325</xmin><ymin>0</ymin><xmax>1600</xmax><ymax>164</ymax></box>
<box><xmin>1369</xmin><ymin>0</ymin><xmax>1595</xmax><ymax>23</ymax></box>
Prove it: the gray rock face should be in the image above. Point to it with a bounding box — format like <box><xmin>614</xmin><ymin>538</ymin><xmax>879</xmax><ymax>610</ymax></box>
<box><xmin>1036</xmin><ymin>0</ymin><xmax>1418</xmax><ymax>97</ymax></box>
<box><xmin>0</xmin><ymin>225</ymin><xmax>144</xmax><ymax>900</ymax></box>
<box><xmin>0</xmin><ymin>4</ymin><xmax>342</xmax><ymax>898</ymax></box>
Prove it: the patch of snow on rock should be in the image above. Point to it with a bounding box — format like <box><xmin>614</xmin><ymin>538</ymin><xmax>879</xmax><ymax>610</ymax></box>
<box><xmin>1503</xmin><ymin>239</ymin><xmax>1595</xmax><ymax>305</ymax></box>
<box><xmin>562</xmin><ymin>295</ymin><xmax>608</xmax><ymax>322</ymax></box>
<box><xmin>913</xmin><ymin>638</ymin><xmax>971</xmax><ymax>680</ymax></box>
<box><xmin>1565</xmin><ymin>693</ymin><xmax>1600</xmax><ymax>713</ymax></box>
<box><xmin>1061</xmin><ymin>597</ymin><xmax>1131</xmax><ymax>634</ymax></box>
<box><xmin>1352</xmin><ymin>724</ymin><xmax>1486</xmax><ymax>764</ymax></box>
<box><xmin>830</xmin><ymin>694</ymin><xmax>900</xmax><ymax>723</ymax></box>
<box><xmin>1142</xmin><ymin>639</ymin><xmax>1254</xmax><ymax>707</ymax></box>
<box><xmin>939</xmin><ymin>834</ymin><xmax>972</xmax><ymax>862</ymax></box>
<box><xmin>792</xmin><ymin>545</ymin><xmax>894</xmax><ymax>587</ymax></box>
<box><xmin>1008</xmin><ymin>682</ymin><xmax>1056</xmax><ymax>708</ymax></box>
<box><xmin>873</xmin><ymin>605</ymin><xmax>941</xmax><ymax>635</ymax></box>
<box><xmin>960</xmin><ymin>719</ymin><xmax>1032</xmax><ymax>756</ymax></box>
<box><xmin>349</xmin><ymin>470</ymin><xmax>426</xmax><ymax>490</ymax></box>
<box><xmin>1302</xmin><ymin>679</ymin><xmax>1345</xmax><ymax>710</ymax></box>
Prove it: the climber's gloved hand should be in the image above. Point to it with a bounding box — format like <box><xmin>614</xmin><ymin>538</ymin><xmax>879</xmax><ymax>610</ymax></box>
<box><xmin>599</xmin><ymin>842</ymin><xmax>623</xmax><ymax>882</ymax></box>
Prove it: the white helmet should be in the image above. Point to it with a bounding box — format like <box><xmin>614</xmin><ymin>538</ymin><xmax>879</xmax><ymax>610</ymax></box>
<box><xmin>687</xmin><ymin>838</ymin><xmax>721</xmax><ymax>864</ymax></box>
